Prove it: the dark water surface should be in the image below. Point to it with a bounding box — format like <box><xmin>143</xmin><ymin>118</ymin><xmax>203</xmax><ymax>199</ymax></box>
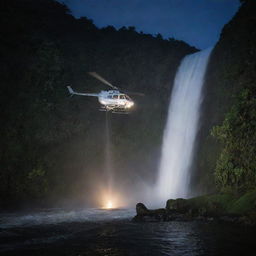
<box><xmin>0</xmin><ymin>208</ymin><xmax>255</xmax><ymax>256</ymax></box>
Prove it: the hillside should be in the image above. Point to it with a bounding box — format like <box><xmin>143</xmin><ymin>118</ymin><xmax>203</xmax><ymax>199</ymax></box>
<box><xmin>191</xmin><ymin>0</ymin><xmax>256</xmax><ymax>196</ymax></box>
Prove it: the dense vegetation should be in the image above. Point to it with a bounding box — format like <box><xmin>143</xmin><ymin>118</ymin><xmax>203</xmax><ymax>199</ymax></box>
<box><xmin>0</xmin><ymin>0</ymin><xmax>196</xmax><ymax>207</ymax></box>
<box><xmin>212</xmin><ymin>89</ymin><xmax>256</xmax><ymax>193</ymax></box>
<box><xmin>192</xmin><ymin>0</ymin><xmax>256</xmax><ymax>195</ymax></box>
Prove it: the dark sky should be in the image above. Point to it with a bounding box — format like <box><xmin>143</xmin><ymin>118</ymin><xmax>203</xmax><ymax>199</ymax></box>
<box><xmin>61</xmin><ymin>0</ymin><xmax>240</xmax><ymax>49</ymax></box>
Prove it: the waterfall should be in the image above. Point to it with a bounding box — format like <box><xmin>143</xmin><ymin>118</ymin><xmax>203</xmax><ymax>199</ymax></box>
<box><xmin>156</xmin><ymin>48</ymin><xmax>212</xmax><ymax>203</ymax></box>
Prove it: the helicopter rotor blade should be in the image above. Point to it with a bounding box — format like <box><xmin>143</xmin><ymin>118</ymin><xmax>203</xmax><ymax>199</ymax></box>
<box><xmin>122</xmin><ymin>91</ymin><xmax>145</xmax><ymax>96</ymax></box>
<box><xmin>88</xmin><ymin>72</ymin><xmax>118</xmax><ymax>90</ymax></box>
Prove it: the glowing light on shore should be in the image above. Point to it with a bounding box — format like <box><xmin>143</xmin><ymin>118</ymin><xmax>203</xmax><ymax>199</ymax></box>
<box><xmin>106</xmin><ymin>200</ymin><xmax>113</xmax><ymax>209</ymax></box>
<box><xmin>100</xmin><ymin>193</ymin><xmax>120</xmax><ymax>209</ymax></box>
<box><xmin>97</xmin><ymin>186</ymin><xmax>125</xmax><ymax>209</ymax></box>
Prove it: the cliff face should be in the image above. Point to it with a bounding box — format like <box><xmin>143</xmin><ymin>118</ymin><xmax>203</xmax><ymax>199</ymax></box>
<box><xmin>191</xmin><ymin>0</ymin><xmax>256</xmax><ymax>195</ymax></box>
<box><xmin>0</xmin><ymin>0</ymin><xmax>196</xmax><ymax>206</ymax></box>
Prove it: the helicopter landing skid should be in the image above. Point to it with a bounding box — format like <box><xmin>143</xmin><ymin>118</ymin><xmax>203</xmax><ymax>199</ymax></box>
<box><xmin>99</xmin><ymin>108</ymin><xmax>108</xmax><ymax>112</ymax></box>
<box><xmin>99</xmin><ymin>107</ymin><xmax>130</xmax><ymax>114</ymax></box>
<box><xmin>112</xmin><ymin>110</ymin><xmax>130</xmax><ymax>115</ymax></box>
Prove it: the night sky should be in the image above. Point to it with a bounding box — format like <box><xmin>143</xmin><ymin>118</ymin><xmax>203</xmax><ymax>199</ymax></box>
<box><xmin>61</xmin><ymin>0</ymin><xmax>240</xmax><ymax>49</ymax></box>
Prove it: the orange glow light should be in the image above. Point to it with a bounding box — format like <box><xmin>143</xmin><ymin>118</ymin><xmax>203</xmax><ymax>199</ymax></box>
<box><xmin>105</xmin><ymin>200</ymin><xmax>113</xmax><ymax>209</ymax></box>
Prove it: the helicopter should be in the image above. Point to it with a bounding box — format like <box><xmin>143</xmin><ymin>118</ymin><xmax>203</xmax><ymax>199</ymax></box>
<box><xmin>67</xmin><ymin>72</ymin><xmax>144</xmax><ymax>114</ymax></box>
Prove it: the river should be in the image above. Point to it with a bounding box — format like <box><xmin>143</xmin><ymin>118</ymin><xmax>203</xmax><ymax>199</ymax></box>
<box><xmin>0</xmin><ymin>208</ymin><xmax>255</xmax><ymax>256</ymax></box>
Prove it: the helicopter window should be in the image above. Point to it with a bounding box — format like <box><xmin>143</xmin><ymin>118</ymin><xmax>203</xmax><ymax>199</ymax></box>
<box><xmin>120</xmin><ymin>95</ymin><xmax>125</xmax><ymax>99</ymax></box>
<box><xmin>113</xmin><ymin>95</ymin><xmax>118</xmax><ymax>99</ymax></box>
<box><xmin>125</xmin><ymin>95</ymin><xmax>131</xmax><ymax>100</ymax></box>
<box><xmin>107</xmin><ymin>95</ymin><xmax>113</xmax><ymax>99</ymax></box>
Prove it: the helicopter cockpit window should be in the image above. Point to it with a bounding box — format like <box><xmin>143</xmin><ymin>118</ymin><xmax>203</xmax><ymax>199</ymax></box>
<box><xmin>113</xmin><ymin>95</ymin><xmax>118</xmax><ymax>99</ymax></box>
<box><xmin>120</xmin><ymin>95</ymin><xmax>125</xmax><ymax>99</ymax></box>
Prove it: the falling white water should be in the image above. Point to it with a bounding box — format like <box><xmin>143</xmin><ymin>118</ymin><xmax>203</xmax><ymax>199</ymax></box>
<box><xmin>156</xmin><ymin>48</ymin><xmax>212</xmax><ymax>202</ymax></box>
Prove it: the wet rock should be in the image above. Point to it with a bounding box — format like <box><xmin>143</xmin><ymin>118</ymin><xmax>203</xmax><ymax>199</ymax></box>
<box><xmin>166</xmin><ymin>198</ymin><xmax>190</xmax><ymax>213</ymax></box>
<box><xmin>136</xmin><ymin>203</ymin><xmax>149</xmax><ymax>215</ymax></box>
<box><xmin>132</xmin><ymin>203</ymin><xmax>167</xmax><ymax>222</ymax></box>
<box><xmin>133</xmin><ymin>193</ymin><xmax>256</xmax><ymax>226</ymax></box>
<box><xmin>166</xmin><ymin>197</ymin><xmax>227</xmax><ymax>218</ymax></box>
<box><xmin>219</xmin><ymin>215</ymin><xmax>239</xmax><ymax>223</ymax></box>
<box><xmin>237</xmin><ymin>211</ymin><xmax>256</xmax><ymax>226</ymax></box>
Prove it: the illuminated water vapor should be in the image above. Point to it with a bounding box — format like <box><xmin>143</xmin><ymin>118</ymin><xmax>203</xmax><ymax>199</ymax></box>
<box><xmin>93</xmin><ymin>112</ymin><xmax>127</xmax><ymax>209</ymax></box>
<box><xmin>105</xmin><ymin>112</ymin><xmax>113</xmax><ymax>196</ymax></box>
<box><xmin>156</xmin><ymin>48</ymin><xmax>212</xmax><ymax>203</ymax></box>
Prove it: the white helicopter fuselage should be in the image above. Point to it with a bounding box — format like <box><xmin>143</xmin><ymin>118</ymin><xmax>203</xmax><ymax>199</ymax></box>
<box><xmin>98</xmin><ymin>90</ymin><xmax>134</xmax><ymax>110</ymax></box>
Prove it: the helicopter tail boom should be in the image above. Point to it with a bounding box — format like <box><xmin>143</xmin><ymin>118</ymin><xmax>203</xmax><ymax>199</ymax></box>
<box><xmin>67</xmin><ymin>86</ymin><xmax>75</xmax><ymax>94</ymax></box>
<box><xmin>67</xmin><ymin>86</ymin><xmax>99</xmax><ymax>97</ymax></box>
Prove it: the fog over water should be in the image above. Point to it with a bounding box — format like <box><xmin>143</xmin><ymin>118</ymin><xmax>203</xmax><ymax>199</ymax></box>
<box><xmin>0</xmin><ymin>208</ymin><xmax>135</xmax><ymax>229</ymax></box>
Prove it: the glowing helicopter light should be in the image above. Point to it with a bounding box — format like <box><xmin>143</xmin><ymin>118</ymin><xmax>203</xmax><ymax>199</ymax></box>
<box><xmin>126</xmin><ymin>102</ymin><xmax>134</xmax><ymax>108</ymax></box>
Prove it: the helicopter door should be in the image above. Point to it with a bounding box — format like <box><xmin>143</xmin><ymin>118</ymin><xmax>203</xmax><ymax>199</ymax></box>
<box><xmin>113</xmin><ymin>95</ymin><xmax>119</xmax><ymax>103</ymax></box>
<box><xmin>119</xmin><ymin>95</ymin><xmax>127</xmax><ymax>107</ymax></box>
<box><xmin>106</xmin><ymin>94</ymin><xmax>118</xmax><ymax>105</ymax></box>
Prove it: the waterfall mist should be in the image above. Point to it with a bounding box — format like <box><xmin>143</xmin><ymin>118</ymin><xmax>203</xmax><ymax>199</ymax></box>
<box><xmin>105</xmin><ymin>112</ymin><xmax>113</xmax><ymax>195</ymax></box>
<box><xmin>155</xmin><ymin>48</ymin><xmax>213</xmax><ymax>204</ymax></box>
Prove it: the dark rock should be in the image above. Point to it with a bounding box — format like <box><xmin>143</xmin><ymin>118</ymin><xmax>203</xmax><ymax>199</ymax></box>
<box><xmin>136</xmin><ymin>203</ymin><xmax>149</xmax><ymax>215</ymax></box>
<box><xmin>219</xmin><ymin>215</ymin><xmax>239</xmax><ymax>223</ymax></box>
<box><xmin>166</xmin><ymin>198</ymin><xmax>190</xmax><ymax>213</ymax></box>
<box><xmin>133</xmin><ymin>203</ymin><xmax>167</xmax><ymax>222</ymax></box>
<box><xmin>133</xmin><ymin>193</ymin><xmax>256</xmax><ymax>226</ymax></box>
<box><xmin>237</xmin><ymin>211</ymin><xmax>256</xmax><ymax>226</ymax></box>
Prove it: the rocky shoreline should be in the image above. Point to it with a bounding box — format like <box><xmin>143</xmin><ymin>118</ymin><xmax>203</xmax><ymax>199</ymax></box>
<box><xmin>133</xmin><ymin>192</ymin><xmax>256</xmax><ymax>226</ymax></box>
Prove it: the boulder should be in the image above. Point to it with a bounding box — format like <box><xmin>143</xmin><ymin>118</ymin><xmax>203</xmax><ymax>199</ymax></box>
<box><xmin>136</xmin><ymin>203</ymin><xmax>149</xmax><ymax>215</ymax></box>
<box><xmin>132</xmin><ymin>203</ymin><xmax>167</xmax><ymax>222</ymax></box>
<box><xmin>166</xmin><ymin>198</ymin><xmax>190</xmax><ymax>213</ymax></box>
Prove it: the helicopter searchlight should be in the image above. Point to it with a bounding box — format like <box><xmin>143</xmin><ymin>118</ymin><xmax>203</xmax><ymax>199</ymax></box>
<box><xmin>67</xmin><ymin>72</ymin><xmax>143</xmax><ymax>114</ymax></box>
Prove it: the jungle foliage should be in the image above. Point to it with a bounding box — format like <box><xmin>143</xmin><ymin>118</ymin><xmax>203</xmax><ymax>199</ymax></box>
<box><xmin>212</xmin><ymin>88</ymin><xmax>256</xmax><ymax>192</ymax></box>
<box><xmin>193</xmin><ymin>0</ymin><xmax>256</xmax><ymax>195</ymax></box>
